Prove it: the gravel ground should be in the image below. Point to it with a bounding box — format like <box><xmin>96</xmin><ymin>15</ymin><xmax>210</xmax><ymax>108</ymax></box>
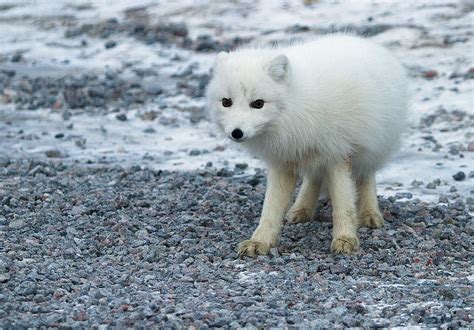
<box><xmin>1</xmin><ymin>160</ymin><xmax>472</xmax><ymax>327</ymax></box>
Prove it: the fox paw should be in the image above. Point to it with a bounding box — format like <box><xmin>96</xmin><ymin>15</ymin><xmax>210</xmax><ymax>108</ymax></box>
<box><xmin>237</xmin><ymin>239</ymin><xmax>270</xmax><ymax>258</ymax></box>
<box><xmin>360</xmin><ymin>211</ymin><xmax>384</xmax><ymax>229</ymax></box>
<box><xmin>287</xmin><ymin>206</ymin><xmax>314</xmax><ymax>224</ymax></box>
<box><xmin>331</xmin><ymin>235</ymin><xmax>359</xmax><ymax>254</ymax></box>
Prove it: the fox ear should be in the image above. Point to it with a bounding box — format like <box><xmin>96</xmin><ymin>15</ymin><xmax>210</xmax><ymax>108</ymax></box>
<box><xmin>216</xmin><ymin>51</ymin><xmax>229</xmax><ymax>62</ymax></box>
<box><xmin>213</xmin><ymin>51</ymin><xmax>229</xmax><ymax>71</ymax></box>
<box><xmin>267</xmin><ymin>54</ymin><xmax>289</xmax><ymax>81</ymax></box>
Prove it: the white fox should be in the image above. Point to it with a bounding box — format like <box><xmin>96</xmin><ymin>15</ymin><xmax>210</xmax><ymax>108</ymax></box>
<box><xmin>206</xmin><ymin>35</ymin><xmax>408</xmax><ymax>256</ymax></box>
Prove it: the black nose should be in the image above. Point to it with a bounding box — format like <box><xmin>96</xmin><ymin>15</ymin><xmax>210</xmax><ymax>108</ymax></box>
<box><xmin>231</xmin><ymin>128</ymin><xmax>244</xmax><ymax>140</ymax></box>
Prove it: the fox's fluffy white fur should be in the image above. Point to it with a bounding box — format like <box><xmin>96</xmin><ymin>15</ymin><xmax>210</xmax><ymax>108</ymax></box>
<box><xmin>207</xmin><ymin>35</ymin><xmax>408</xmax><ymax>256</ymax></box>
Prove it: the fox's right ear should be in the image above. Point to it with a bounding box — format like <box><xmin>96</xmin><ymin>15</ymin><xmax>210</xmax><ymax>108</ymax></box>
<box><xmin>216</xmin><ymin>51</ymin><xmax>229</xmax><ymax>62</ymax></box>
<box><xmin>213</xmin><ymin>52</ymin><xmax>229</xmax><ymax>71</ymax></box>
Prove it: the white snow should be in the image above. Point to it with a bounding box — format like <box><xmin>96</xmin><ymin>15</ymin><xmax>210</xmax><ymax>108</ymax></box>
<box><xmin>0</xmin><ymin>0</ymin><xmax>472</xmax><ymax>202</ymax></box>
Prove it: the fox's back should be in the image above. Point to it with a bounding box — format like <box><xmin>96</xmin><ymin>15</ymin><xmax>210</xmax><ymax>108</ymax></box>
<box><xmin>279</xmin><ymin>35</ymin><xmax>408</xmax><ymax>165</ymax></box>
<box><xmin>284</xmin><ymin>35</ymin><xmax>407</xmax><ymax>110</ymax></box>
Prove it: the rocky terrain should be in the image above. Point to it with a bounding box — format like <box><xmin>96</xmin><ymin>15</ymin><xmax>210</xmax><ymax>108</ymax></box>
<box><xmin>0</xmin><ymin>159</ymin><xmax>472</xmax><ymax>327</ymax></box>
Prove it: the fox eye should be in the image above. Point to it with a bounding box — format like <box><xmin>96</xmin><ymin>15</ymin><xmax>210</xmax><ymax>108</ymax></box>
<box><xmin>222</xmin><ymin>98</ymin><xmax>232</xmax><ymax>107</ymax></box>
<box><xmin>250</xmin><ymin>99</ymin><xmax>264</xmax><ymax>109</ymax></box>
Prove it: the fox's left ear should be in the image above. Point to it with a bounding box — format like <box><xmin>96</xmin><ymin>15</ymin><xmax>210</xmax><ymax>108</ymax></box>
<box><xmin>267</xmin><ymin>54</ymin><xmax>289</xmax><ymax>82</ymax></box>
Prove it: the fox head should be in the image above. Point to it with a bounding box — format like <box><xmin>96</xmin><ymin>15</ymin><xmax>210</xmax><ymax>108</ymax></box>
<box><xmin>206</xmin><ymin>50</ymin><xmax>290</xmax><ymax>143</ymax></box>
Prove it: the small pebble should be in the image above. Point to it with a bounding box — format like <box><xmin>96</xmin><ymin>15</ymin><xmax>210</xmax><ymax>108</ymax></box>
<box><xmin>411</xmin><ymin>180</ymin><xmax>424</xmax><ymax>187</ymax></box>
<box><xmin>0</xmin><ymin>274</ymin><xmax>10</xmax><ymax>283</ymax></box>
<box><xmin>452</xmin><ymin>171</ymin><xmax>466</xmax><ymax>181</ymax></box>
<box><xmin>8</xmin><ymin>219</ymin><xmax>25</xmax><ymax>229</ymax></box>
<box><xmin>11</xmin><ymin>52</ymin><xmax>22</xmax><ymax>62</ymax></box>
<box><xmin>465</xmin><ymin>67</ymin><xmax>474</xmax><ymax>79</ymax></box>
<box><xmin>116</xmin><ymin>114</ymin><xmax>127</xmax><ymax>121</ymax></box>
<box><xmin>395</xmin><ymin>192</ymin><xmax>413</xmax><ymax>199</ymax></box>
<box><xmin>45</xmin><ymin>149</ymin><xmax>63</xmax><ymax>158</ymax></box>
<box><xmin>468</xmin><ymin>142</ymin><xmax>474</xmax><ymax>152</ymax></box>
<box><xmin>235</xmin><ymin>163</ymin><xmax>248</xmax><ymax>170</ymax></box>
<box><xmin>423</xmin><ymin>70</ymin><xmax>438</xmax><ymax>79</ymax></box>
<box><xmin>105</xmin><ymin>40</ymin><xmax>117</xmax><ymax>49</ymax></box>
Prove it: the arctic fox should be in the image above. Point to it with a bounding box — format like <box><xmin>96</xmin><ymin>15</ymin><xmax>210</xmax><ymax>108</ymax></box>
<box><xmin>206</xmin><ymin>35</ymin><xmax>408</xmax><ymax>256</ymax></box>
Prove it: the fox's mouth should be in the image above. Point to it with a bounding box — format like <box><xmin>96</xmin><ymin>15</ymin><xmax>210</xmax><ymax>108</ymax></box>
<box><xmin>229</xmin><ymin>136</ymin><xmax>247</xmax><ymax>143</ymax></box>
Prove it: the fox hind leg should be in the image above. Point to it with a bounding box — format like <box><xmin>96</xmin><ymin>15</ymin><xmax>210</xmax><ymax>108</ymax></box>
<box><xmin>287</xmin><ymin>173</ymin><xmax>321</xmax><ymax>224</ymax></box>
<box><xmin>357</xmin><ymin>174</ymin><xmax>384</xmax><ymax>229</ymax></box>
<box><xmin>327</xmin><ymin>161</ymin><xmax>360</xmax><ymax>254</ymax></box>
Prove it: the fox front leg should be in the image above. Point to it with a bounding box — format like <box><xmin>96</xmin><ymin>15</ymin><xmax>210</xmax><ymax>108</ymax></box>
<box><xmin>237</xmin><ymin>166</ymin><xmax>297</xmax><ymax>257</ymax></box>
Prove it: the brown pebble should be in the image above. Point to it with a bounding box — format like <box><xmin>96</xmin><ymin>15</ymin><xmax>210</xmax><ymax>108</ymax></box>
<box><xmin>142</xmin><ymin>111</ymin><xmax>158</xmax><ymax>121</ymax></box>
<box><xmin>468</xmin><ymin>142</ymin><xmax>474</xmax><ymax>152</ymax></box>
<box><xmin>53</xmin><ymin>101</ymin><xmax>62</xmax><ymax>109</ymax></box>
<box><xmin>423</xmin><ymin>70</ymin><xmax>438</xmax><ymax>79</ymax></box>
<box><xmin>45</xmin><ymin>149</ymin><xmax>63</xmax><ymax>158</ymax></box>
<box><xmin>465</xmin><ymin>67</ymin><xmax>474</xmax><ymax>79</ymax></box>
<box><xmin>53</xmin><ymin>289</ymin><xmax>65</xmax><ymax>300</ymax></box>
<box><xmin>72</xmin><ymin>310</ymin><xmax>87</xmax><ymax>321</ymax></box>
